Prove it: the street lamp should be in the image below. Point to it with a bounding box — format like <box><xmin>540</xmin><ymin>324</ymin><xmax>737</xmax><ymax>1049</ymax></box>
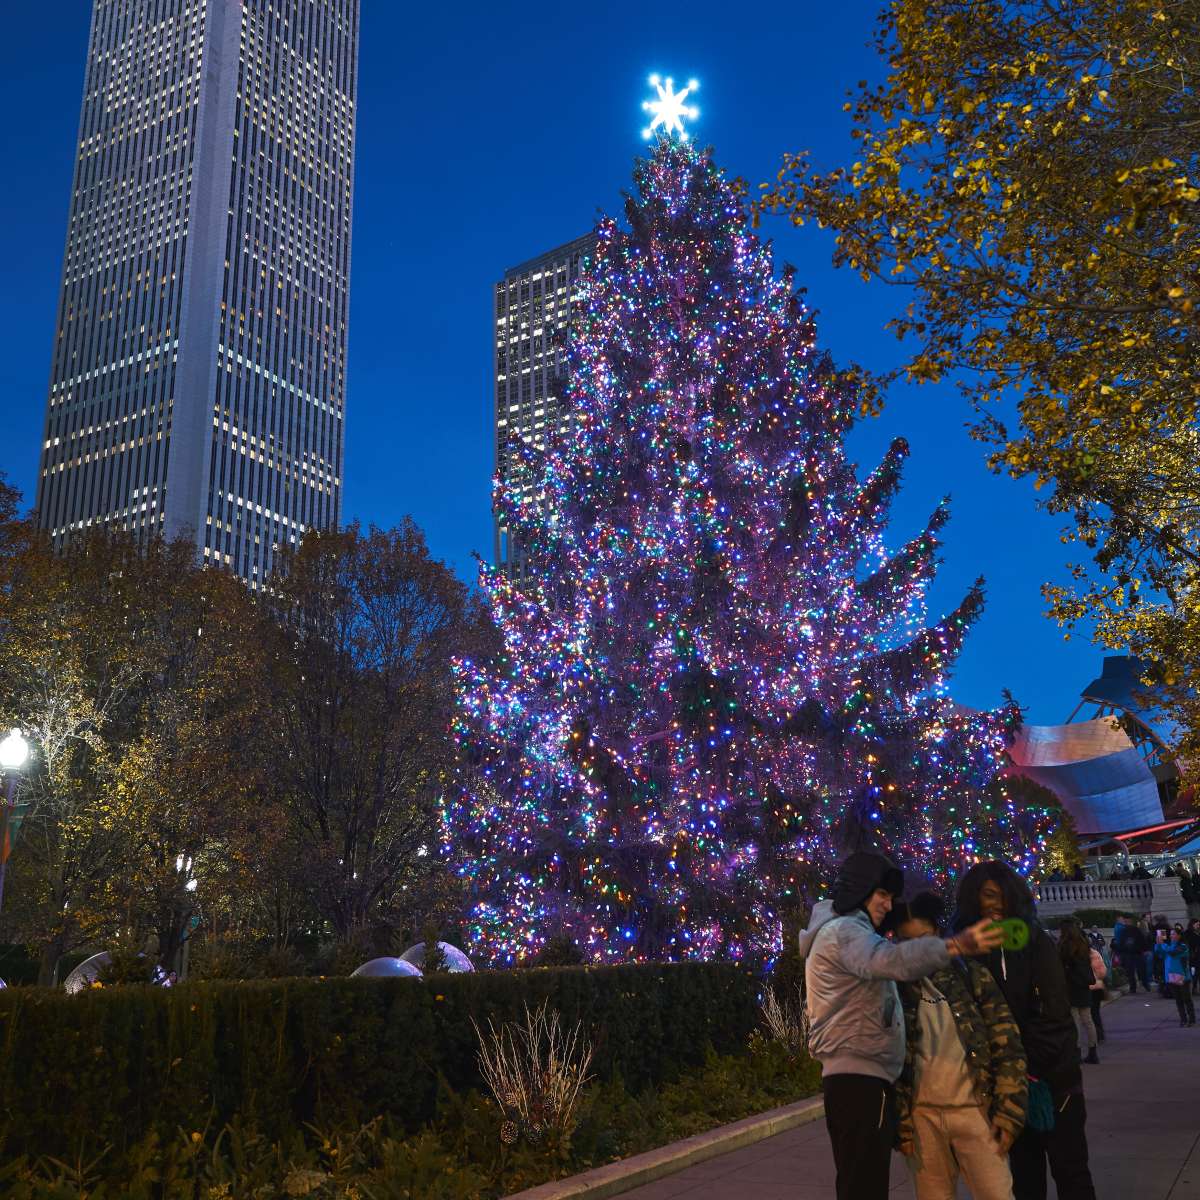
<box><xmin>0</xmin><ymin>728</ymin><xmax>31</xmax><ymax>914</ymax></box>
<box><xmin>0</xmin><ymin>729</ymin><xmax>29</xmax><ymax>771</ymax></box>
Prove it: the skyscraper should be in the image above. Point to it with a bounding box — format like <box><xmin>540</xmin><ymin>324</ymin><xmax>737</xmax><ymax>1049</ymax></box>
<box><xmin>493</xmin><ymin>232</ymin><xmax>595</xmax><ymax>574</ymax></box>
<box><xmin>37</xmin><ymin>0</ymin><xmax>358</xmax><ymax>586</ymax></box>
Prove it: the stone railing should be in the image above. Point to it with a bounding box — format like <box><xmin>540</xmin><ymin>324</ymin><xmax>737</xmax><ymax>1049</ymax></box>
<box><xmin>1035</xmin><ymin>878</ymin><xmax>1188</xmax><ymax>924</ymax></box>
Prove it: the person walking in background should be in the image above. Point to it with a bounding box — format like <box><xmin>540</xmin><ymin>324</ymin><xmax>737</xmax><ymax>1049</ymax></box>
<box><xmin>1112</xmin><ymin>916</ymin><xmax>1139</xmax><ymax>994</ymax></box>
<box><xmin>1087</xmin><ymin>937</ymin><xmax>1107</xmax><ymax>1043</ymax></box>
<box><xmin>1155</xmin><ymin>926</ymin><xmax>1196</xmax><ymax>1027</ymax></box>
<box><xmin>1185</xmin><ymin>870</ymin><xmax>1200</xmax><ymax>920</ymax></box>
<box><xmin>1114</xmin><ymin>915</ymin><xmax>1150</xmax><ymax>993</ymax></box>
<box><xmin>1181</xmin><ymin>868</ymin><xmax>1197</xmax><ymax>914</ymax></box>
<box><xmin>798</xmin><ymin>852</ymin><xmax>1005</xmax><ymax>1200</ymax></box>
<box><xmin>1058</xmin><ymin>921</ymin><xmax>1100</xmax><ymax>1064</ymax></box>
<box><xmin>1185</xmin><ymin>918</ymin><xmax>1200</xmax><ymax>995</ymax></box>
<box><xmin>954</xmin><ymin>862</ymin><xmax>1097</xmax><ymax>1200</ymax></box>
<box><xmin>1153</xmin><ymin>927</ymin><xmax>1170</xmax><ymax>998</ymax></box>
<box><xmin>892</xmin><ymin>892</ymin><xmax>1026</xmax><ymax>1200</ymax></box>
<box><xmin>1139</xmin><ymin>918</ymin><xmax>1156</xmax><ymax>993</ymax></box>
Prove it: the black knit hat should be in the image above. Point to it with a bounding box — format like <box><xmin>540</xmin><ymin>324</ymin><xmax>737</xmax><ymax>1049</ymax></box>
<box><xmin>832</xmin><ymin>851</ymin><xmax>904</xmax><ymax>915</ymax></box>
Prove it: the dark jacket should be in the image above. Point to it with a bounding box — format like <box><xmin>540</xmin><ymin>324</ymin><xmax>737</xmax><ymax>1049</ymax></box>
<box><xmin>977</xmin><ymin>925</ymin><xmax>1081</xmax><ymax>1097</ymax></box>
<box><xmin>895</xmin><ymin>958</ymin><xmax>1027</xmax><ymax>1149</ymax></box>
<box><xmin>1184</xmin><ymin>928</ymin><xmax>1200</xmax><ymax>963</ymax></box>
<box><xmin>1060</xmin><ymin>950</ymin><xmax>1095</xmax><ymax>1009</ymax></box>
<box><xmin>1114</xmin><ymin>921</ymin><xmax>1146</xmax><ymax>959</ymax></box>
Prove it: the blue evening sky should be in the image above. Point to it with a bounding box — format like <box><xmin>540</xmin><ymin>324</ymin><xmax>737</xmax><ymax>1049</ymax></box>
<box><xmin>0</xmin><ymin>2</ymin><xmax>1100</xmax><ymax>723</ymax></box>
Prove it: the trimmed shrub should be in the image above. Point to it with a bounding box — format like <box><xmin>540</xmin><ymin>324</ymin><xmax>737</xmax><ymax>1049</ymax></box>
<box><xmin>767</xmin><ymin>946</ymin><xmax>805</xmax><ymax>1001</ymax></box>
<box><xmin>1042</xmin><ymin>908</ymin><xmax>1138</xmax><ymax>931</ymax></box>
<box><xmin>533</xmin><ymin>935</ymin><xmax>586</xmax><ymax>968</ymax></box>
<box><xmin>0</xmin><ymin>961</ymin><xmax>755</xmax><ymax>1167</ymax></box>
<box><xmin>0</xmin><ymin>1039</ymin><xmax>819</xmax><ymax>1198</ymax></box>
<box><xmin>1070</xmin><ymin>908</ymin><xmax>1140</xmax><ymax>928</ymax></box>
<box><xmin>0</xmin><ymin>943</ymin><xmax>38</xmax><ymax>986</ymax></box>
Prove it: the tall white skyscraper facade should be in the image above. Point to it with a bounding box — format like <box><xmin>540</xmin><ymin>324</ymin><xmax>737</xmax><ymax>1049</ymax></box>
<box><xmin>37</xmin><ymin>0</ymin><xmax>358</xmax><ymax>585</ymax></box>
<box><xmin>493</xmin><ymin>232</ymin><xmax>595</xmax><ymax>574</ymax></box>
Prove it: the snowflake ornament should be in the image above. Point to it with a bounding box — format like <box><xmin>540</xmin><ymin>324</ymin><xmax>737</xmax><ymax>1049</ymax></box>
<box><xmin>641</xmin><ymin>75</ymin><xmax>699</xmax><ymax>142</ymax></box>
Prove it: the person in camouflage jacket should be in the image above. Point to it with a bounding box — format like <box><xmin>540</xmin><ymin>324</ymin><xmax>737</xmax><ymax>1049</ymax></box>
<box><xmin>892</xmin><ymin>893</ymin><xmax>1027</xmax><ymax>1200</ymax></box>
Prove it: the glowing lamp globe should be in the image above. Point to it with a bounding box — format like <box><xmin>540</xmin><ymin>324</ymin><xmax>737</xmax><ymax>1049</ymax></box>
<box><xmin>0</xmin><ymin>729</ymin><xmax>29</xmax><ymax>771</ymax></box>
<box><xmin>350</xmin><ymin>957</ymin><xmax>423</xmax><ymax>979</ymax></box>
<box><xmin>399</xmin><ymin>941</ymin><xmax>474</xmax><ymax>973</ymax></box>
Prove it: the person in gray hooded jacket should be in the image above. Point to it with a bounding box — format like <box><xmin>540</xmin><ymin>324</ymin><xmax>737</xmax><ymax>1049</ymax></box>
<box><xmin>797</xmin><ymin>851</ymin><xmax>1004</xmax><ymax>1200</ymax></box>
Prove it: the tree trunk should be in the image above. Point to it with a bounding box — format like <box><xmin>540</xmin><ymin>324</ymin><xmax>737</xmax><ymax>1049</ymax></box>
<box><xmin>37</xmin><ymin>934</ymin><xmax>65</xmax><ymax>987</ymax></box>
<box><xmin>157</xmin><ymin>905</ymin><xmax>193</xmax><ymax>978</ymax></box>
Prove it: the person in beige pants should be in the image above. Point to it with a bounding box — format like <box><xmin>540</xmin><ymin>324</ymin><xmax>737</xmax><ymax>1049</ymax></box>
<box><xmin>893</xmin><ymin>893</ymin><xmax>1027</xmax><ymax>1200</ymax></box>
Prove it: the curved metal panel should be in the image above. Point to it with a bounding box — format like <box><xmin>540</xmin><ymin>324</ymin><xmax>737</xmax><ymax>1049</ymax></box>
<box><xmin>1009</xmin><ymin>719</ymin><xmax>1165</xmax><ymax>835</ymax></box>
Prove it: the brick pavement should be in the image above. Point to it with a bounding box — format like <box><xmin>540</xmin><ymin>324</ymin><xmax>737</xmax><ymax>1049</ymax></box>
<box><xmin>621</xmin><ymin>993</ymin><xmax>1200</xmax><ymax>1199</ymax></box>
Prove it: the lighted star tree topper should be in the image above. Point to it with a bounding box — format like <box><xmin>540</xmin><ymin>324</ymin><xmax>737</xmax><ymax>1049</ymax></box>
<box><xmin>446</xmin><ymin>135</ymin><xmax>1053</xmax><ymax>968</ymax></box>
<box><xmin>641</xmin><ymin>74</ymin><xmax>698</xmax><ymax>142</ymax></box>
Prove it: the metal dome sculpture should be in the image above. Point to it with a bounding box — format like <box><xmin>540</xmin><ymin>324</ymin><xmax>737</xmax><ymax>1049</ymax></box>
<box><xmin>399</xmin><ymin>941</ymin><xmax>474</xmax><ymax>973</ymax></box>
<box><xmin>350</xmin><ymin>957</ymin><xmax>424</xmax><ymax>979</ymax></box>
<box><xmin>63</xmin><ymin>952</ymin><xmax>111</xmax><ymax>995</ymax></box>
<box><xmin>62</xmin><ymin>951</ymin><xmax>171</xmax><ymax>993</ymax></box>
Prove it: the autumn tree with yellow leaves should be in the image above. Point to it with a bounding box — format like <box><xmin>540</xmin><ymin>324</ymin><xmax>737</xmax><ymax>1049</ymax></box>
<box><xmin>106</xmin><ymin>562</ymin><xmax>281</xmax><ymax>974</ymax></box>
<box><xmin>0</xmin><ymin>476</ymin><xmax>483</xmax><ymax>979</ymax></box>
<box><xmin>761</xmin><ymin>0</ymin><xmax>1200</xmax><ymax>752</ymax></box>
<box><xmin>0</xmin><ymin>517</ymin><xmax>281</xmax><ymax>982</ymax></box>
<box><xmin>0</xmin><ymin>531</ymin><xmax>188</xmax><ymax>981</ymax></box>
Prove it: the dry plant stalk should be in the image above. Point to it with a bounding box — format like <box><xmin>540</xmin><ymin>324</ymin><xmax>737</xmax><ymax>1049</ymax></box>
<box><xmin>473</xmin><ymin>1000</ymin><xmax>594</xmax><ymax>1146</ymax></box>
<box><xmin>760</xmin><ymin>983</ymin><xmax>808</xmax><ymax>1056</ymax></box>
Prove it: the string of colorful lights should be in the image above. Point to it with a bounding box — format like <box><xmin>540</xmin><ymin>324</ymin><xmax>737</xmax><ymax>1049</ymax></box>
<box><xmin>445</xmin><ymin>138</ymin><xmax>1053</xmax><ymax>968</ymax></box>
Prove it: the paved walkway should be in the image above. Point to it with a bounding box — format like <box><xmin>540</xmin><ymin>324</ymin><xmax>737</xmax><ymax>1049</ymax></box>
<box><xmin>623</xmin><ymin>993</ymin><xmax>1200</xmax><ymax>1199</ymax></box>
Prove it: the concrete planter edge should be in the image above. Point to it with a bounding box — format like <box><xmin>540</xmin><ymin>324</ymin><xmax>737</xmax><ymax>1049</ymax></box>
<box><xmin>501</xmin><ymin>1095</ymin><xmax>825</xmax><ymax>1200</ymax></box>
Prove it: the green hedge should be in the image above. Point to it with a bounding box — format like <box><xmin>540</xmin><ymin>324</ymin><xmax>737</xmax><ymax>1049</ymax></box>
<box><xmin>0</xmin><ymin>943</ymin><xmax>38</xmax><ymax>986</ymax></box>
<box><xmin>0</xmin><ymin>962</ymin><xmax>756</xmax><ymax>1166</ymax></box>
<box><xmin>1043</xmin><ymin>908</ymin><xmax>1139</xmax><ymax>931</ymax></box>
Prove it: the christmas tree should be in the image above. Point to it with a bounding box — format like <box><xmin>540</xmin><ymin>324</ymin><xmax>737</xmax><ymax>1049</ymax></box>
<box><xmin>447</xmin><ymin>136</ymin><xmax>1051</xmax><ymax>967</ymax></box>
